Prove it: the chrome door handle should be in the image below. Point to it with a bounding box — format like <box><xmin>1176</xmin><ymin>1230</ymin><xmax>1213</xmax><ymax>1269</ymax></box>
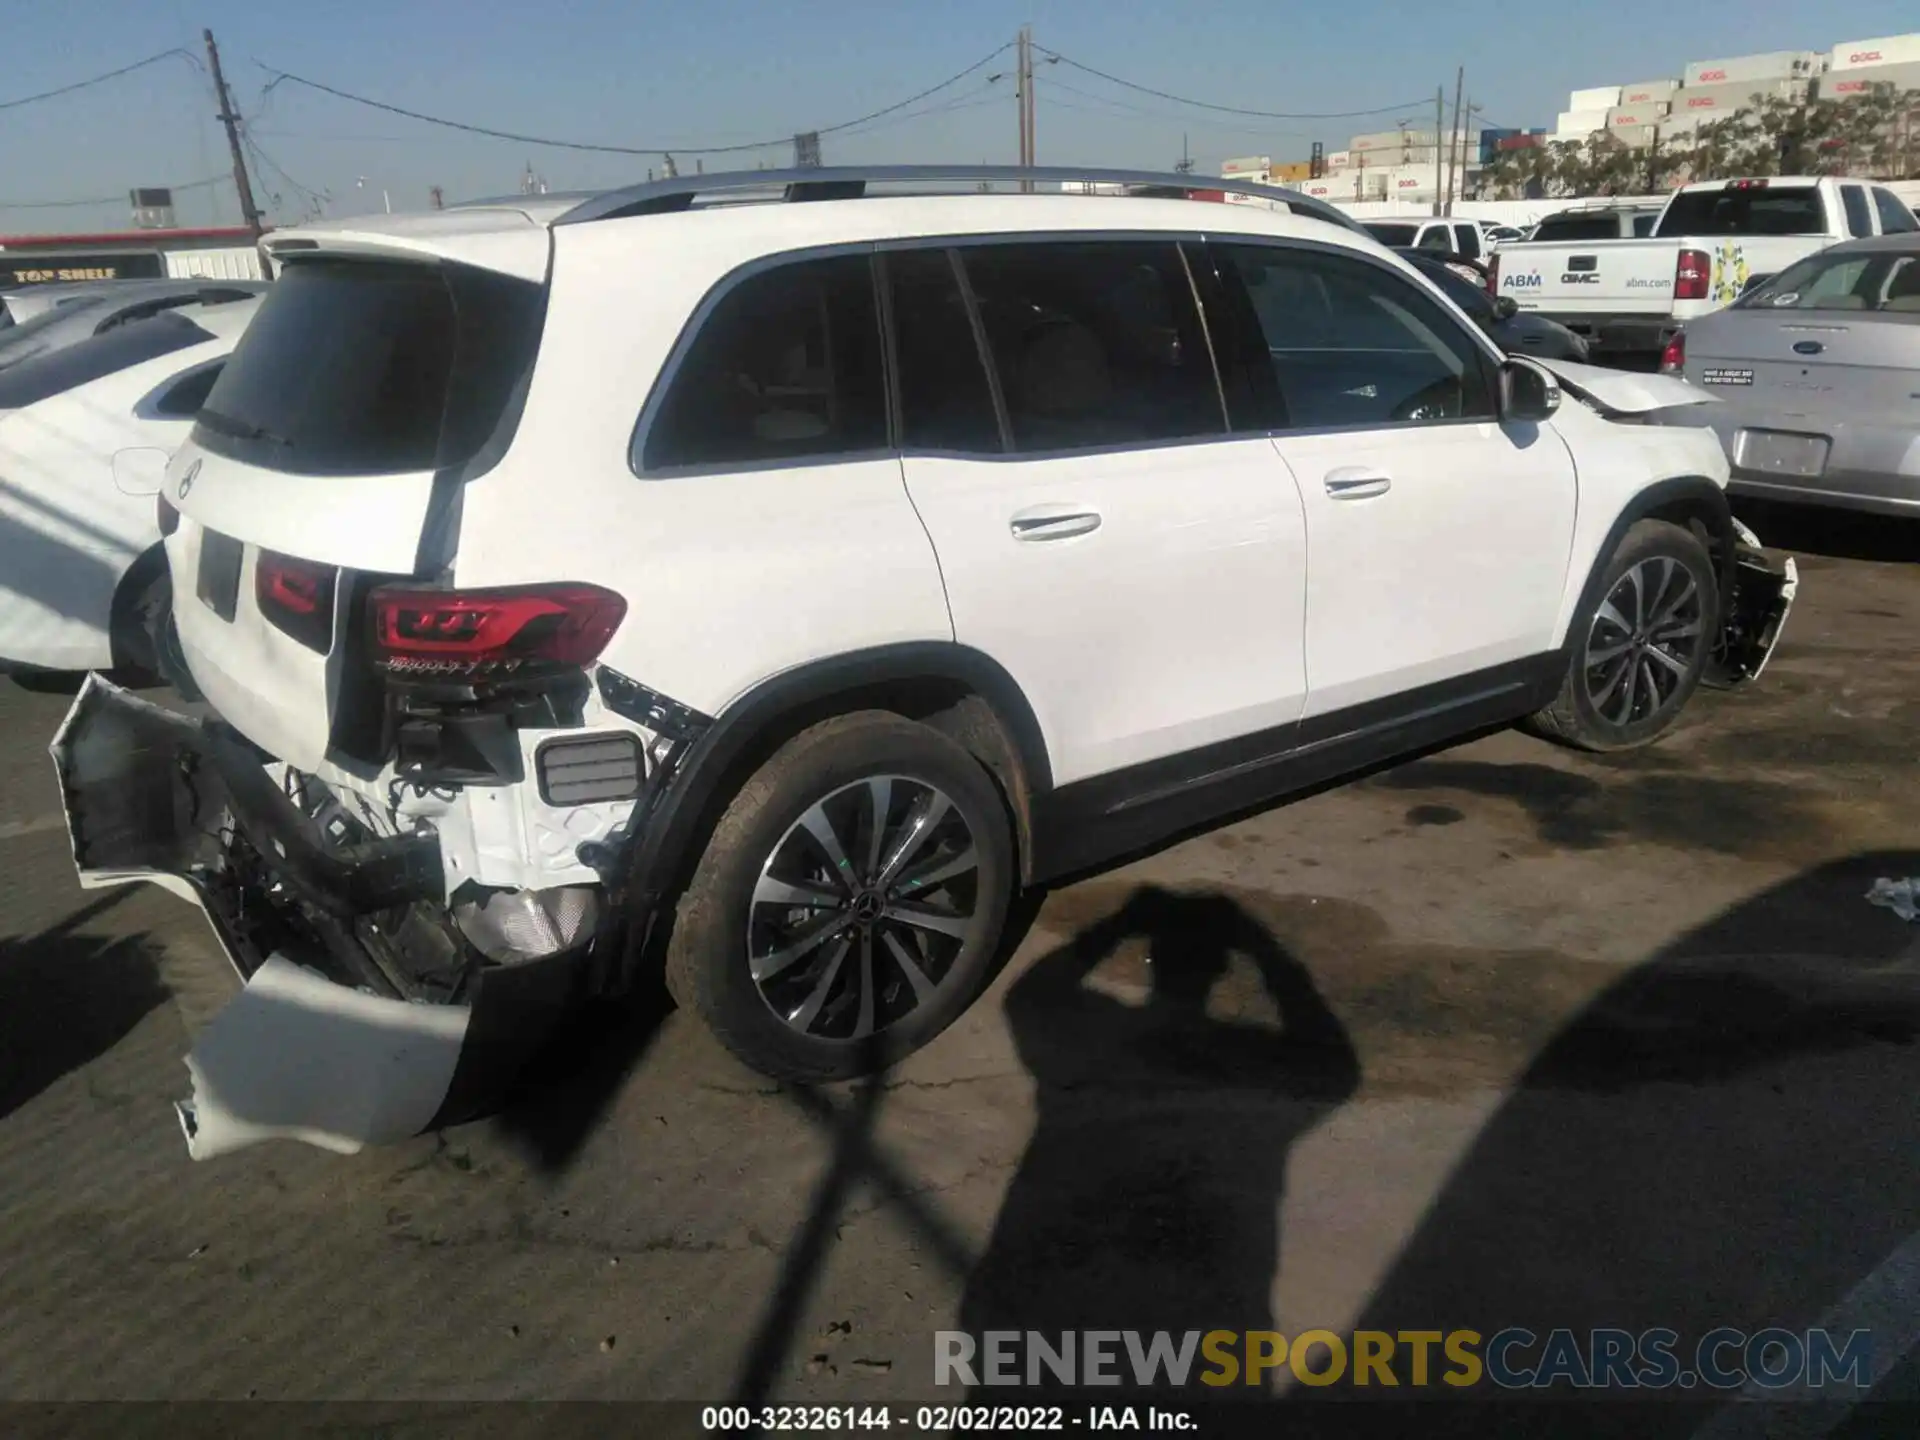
<box><xmin>1324</xmin><ymin>468</ymin><xmax>1392</xmax><ymax>500</ymax></box>
<box><xmin>1010</xmin><ymin>511</ymin><xmax>1102</xmax><ymax>541</ymax></box>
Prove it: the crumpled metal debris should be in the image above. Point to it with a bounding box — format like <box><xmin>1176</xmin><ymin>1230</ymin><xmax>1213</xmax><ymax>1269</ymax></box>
<box><xmin>1866</xmin><ymin>878</ymin><xmax>1920</xmax><ymax>923</ymax></box>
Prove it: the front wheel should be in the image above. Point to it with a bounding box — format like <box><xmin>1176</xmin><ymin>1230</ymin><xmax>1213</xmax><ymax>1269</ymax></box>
<box><xmin>1527</xmin><ymin>519</ymin><xmax>1720</xmax><ymax>752</ymax></box>
<box><xmin>663</xmin><ymin>711</ymin><xmax>1014</xmax><ymax>1081</ymax></box>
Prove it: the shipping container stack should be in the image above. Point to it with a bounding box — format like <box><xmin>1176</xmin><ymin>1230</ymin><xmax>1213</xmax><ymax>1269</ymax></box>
<box><xmin>1551</xmin><ymin>32</ymin><xmax>1918</xmax><ymax>166</ymax></box>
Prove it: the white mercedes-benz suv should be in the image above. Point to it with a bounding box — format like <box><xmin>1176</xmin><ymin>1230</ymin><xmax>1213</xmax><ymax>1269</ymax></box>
<box><xmin>50</xmin><ymin>167</ymin><xmax>1796</xmax><ymax>1158</ymax></box>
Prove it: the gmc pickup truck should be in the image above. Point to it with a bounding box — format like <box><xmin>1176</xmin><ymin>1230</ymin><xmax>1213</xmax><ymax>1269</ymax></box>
<box><xmin>1488</xmin><ymin>176</ymin><xmax>1920</xmax><ymax>359</ymax></box>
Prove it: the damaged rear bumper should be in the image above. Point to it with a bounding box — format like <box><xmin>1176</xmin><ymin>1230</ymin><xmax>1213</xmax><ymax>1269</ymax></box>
<box><xmin>1705</xmin><ymin>519</ymin><xmax>1798</xmax><ymax>689</ymax></box>
<box><xmin>49</xmin><ymin>676</ymin><xmax>583</xmax><ymax>1160</ymax></box>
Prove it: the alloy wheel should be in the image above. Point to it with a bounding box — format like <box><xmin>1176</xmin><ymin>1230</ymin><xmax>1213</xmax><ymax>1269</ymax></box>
<box><xmin>1584</xmin><ymin>555</ymin><xmax>1705</xmax><ymax>727</ymax></box>
<box><xmin>746</xmin><ymin>776</ymin><xmax>979</xmax><ymax>1041</ymax></box>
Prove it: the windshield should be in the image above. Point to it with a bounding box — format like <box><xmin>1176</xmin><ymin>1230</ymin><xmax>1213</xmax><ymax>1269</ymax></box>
<box><xmin>1738</xmin><ymin>249</ymin><xmax>1920</xmax><ymax>312</ymax></box>
<box><xmin>0</xmin><ymin>309</ymin><xmax>214</xmax><ymax>409</ymax></box>
<box><xmin>1364</xmin><ymin>223</ymin><xmax>1421</xmax><ymax>247</ymax></box>
<box><xmin>195</xmin><ymin>258</ymin><xmax>546</xmax><ymax>476</ymax></box>
<box><xmin>1655</xmin><ymin>185</ymin><xmax>1826</xmax><ymax>237</ymax></box>
<box><xmin>0</xmin><ymin>299</ymin><xmax>95</xmax><ymax>364</ymax></box>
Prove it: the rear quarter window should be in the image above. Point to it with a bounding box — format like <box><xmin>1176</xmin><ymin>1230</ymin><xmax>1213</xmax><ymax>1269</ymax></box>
<box><xmin>194</xmin><ymin>259</ymin><xmax>545</xmax><ymax>477</ymax></box>
<box><xmin>0</xmin><ymin>309</ymin><xmax>212</xmax><ymax>410</ymax></box>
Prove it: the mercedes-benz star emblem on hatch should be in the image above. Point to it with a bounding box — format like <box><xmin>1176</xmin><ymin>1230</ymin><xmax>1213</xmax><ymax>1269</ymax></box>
<box><xmin>178</xmin><ymin>459</ymin><xmax>200</xmax><ymax>498</ymax></box>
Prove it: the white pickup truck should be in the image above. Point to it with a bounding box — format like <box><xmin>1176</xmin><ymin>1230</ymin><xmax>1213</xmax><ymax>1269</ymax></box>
<box><xmin>1488</xmin><ymin>176</ymin><xmax>1920</xmax><ymax>359</ymax></box>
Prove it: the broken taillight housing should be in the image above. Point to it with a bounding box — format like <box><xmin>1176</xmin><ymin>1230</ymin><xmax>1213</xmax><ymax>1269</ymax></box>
<box><xmin>257</xmin><ymin>549</ymin><xmax>338</xmax><ymax>653</ymax></box>
<box><xmin>1674</xmin><ymin>248</ymin><xmax>1711</xmax><ymax>302</ymax></box>
<box><xmin>1659</xmin><ymin>332</ymin><xmax>1686</xmax><ymax>375</ymax></box>
<box><xmin>367</xmin><ymin>583</ymin><xmax>627</xmax><ymax>678</ymax></box>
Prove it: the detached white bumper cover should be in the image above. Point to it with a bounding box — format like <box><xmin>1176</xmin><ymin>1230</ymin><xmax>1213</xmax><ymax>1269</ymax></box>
<box><xmin>177</xmin><ymin>955</ymin><xmax>469</xmax><ymax>1160</ymax></box>
<box><xmin>49</xmin><ymin>675</ymin><xmax>579</xmax><ymax>1160</ymax></box>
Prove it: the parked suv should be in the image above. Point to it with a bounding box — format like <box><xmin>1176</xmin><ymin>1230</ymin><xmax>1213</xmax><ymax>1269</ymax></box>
<box><xmin>52</xmin><ymin>166</ymin><xmax>1797</xmax><ymax>1159</ymax></box>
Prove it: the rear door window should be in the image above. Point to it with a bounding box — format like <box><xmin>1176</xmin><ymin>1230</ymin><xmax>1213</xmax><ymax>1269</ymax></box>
<box><xmin>0</xmin><ymin>310</ymin><xmax>212</xmax><ymax>410</ymax></box>
<box><xmin>1631</xmin><ymin>212</ymin><xmax>1658</xmax><ymax>236</ymax></box>
<box><xmin>1452</xmin><ymin>224</ymin><xmax>1483</xmax><ymax>260</ymax></box>
<box><xmin>953</xmin><ymin>240</ymin><xmax>1223</xmax><ymax>453</ymax></box>
<box><xmin>640</xmin><ymin>254</ymin><xmax>886</xmax><ymax>471</ymax></box>
<box><xmin>1841</xmin><ymin>186</ymin><xmax>1874</xmax><ymax>239</ymax></box>
<box><xmin>883</xmin><ymin>247</ymin><xmax>1004</xmax><ymax>454</ymax></box>
<box><xmin>196</xmin><ymin>259</ymin><xmax>545</xmax><ymax>477</ymax></box>
<box><xmin>1416</xmin><ymin>225</ymin><xmax>1452</xmax><ymax>251</ymax></box>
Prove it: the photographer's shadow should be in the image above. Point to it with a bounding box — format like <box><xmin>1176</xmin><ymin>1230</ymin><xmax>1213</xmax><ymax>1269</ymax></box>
<box><xmin>960</xmin><ymin>885</ymin><xmax>1359</xmax><ymax>1390</ymax></box>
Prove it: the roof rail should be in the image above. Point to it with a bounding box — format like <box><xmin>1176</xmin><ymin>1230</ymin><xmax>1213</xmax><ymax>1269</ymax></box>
<box><xmin>551</xmin><ymin>164</ymin><xmax>1366</xmax><ymax>233</ymax></box>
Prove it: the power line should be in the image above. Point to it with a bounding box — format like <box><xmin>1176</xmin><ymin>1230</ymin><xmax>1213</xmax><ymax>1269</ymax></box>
<box><xmin>1</xmin><ymin>174</ymin><xmax>229</xmax><ymax>210</ymax></box>
<box><xmin>254</xmin><ymin>41</ymin><xmax>1015</xmax><ymax>157</ymax></box>
<box><xmin>0</xmin><ymin>48</ymin><xmax>200</xmax><ymax>114</ymax></box>
<box><xmin>1032</xmin><ymin>44</ymin><xmax>1428</xmax><ymax>121</ymax></box>
<box><xmin>1039</xmin><ymin>75</ymin><xmax>1316</xmax><ymax>141</ymax></box>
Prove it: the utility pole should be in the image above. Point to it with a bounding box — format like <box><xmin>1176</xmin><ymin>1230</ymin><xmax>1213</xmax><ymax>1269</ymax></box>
<box><xmin>1445</xmin><ymin>69</ymin><xmax>1465</xmax><ymax>214</ymax></box>
<box><xmin>204</xmin><ymin>29</ymin><xmax>262</xmax><ymax>235</ymax></box>
<box><xmin>1433</xmin><ymin>87</ymin><xmax>1445</xmax><ymax>216</ymax></box>
<box><xmin>1016</xmin><ymin>26</ymin><xmax>1035</xmax><ymax>191</ymax></box>
<box><xmin>1176</xmin><ymin>133</ymin><xmax>1193</xmax><ymax>174</ymax></box>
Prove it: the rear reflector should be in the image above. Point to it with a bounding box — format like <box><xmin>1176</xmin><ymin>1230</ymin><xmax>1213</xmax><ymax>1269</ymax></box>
<box><xmin>536</xmin><ymin>733</ymin><xmax>644</xmax><ymax>805</ymax></box>
<box><xmin>1675</xmin><ymin>249</ymin><xmax>1711</xmax><ymax>302</ymax></box>
<box><xmin>368</xmin><ymin>582</ymin><xmax>626</xmax><ymax>677</ymax></box>
<box><xmin>1659</xmin><ymin>332</ymin><xmax>1686</xmax><ymax>375</ymax></box>
<box><xmin>256</xmin><ymin>549</ymin><xmax>337</xmax><ymax>653</ymax></box>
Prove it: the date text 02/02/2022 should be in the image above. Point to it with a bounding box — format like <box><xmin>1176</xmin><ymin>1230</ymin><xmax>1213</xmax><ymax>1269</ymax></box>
<box><xmin>700</xmin><ymin>1404</ymin><xmax>1193</xmax><ymax>1431</ymax></box>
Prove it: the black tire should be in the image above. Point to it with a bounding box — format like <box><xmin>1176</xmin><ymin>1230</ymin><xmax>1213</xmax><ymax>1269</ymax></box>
<box><xmin>663</xmin><ymin>710</ymin><xmax>1015</xmax><ymax>1082</ymax></box>
<box><xmin>1528</xmin><ymin>519</ymin><xmax>1720</xmax><ymax>752</ymax></box>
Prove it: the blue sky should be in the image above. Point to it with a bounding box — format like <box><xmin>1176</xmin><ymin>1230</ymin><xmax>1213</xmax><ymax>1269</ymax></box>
<box><xmin>0</xmin><ymin>0</ymin><xmax>1914</xmax><ymax>233</ymax></box>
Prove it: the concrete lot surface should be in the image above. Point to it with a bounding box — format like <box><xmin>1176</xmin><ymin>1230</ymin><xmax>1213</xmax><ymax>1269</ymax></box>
<box><xmin>0</xmin><ymin>501</ymin><xmax>1916</xmax><ymax>1434</ymax></box>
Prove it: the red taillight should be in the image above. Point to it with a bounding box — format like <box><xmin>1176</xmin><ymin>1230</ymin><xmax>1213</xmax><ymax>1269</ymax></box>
<box><xmin>1487</xmin><ymin>252</ymin><xmax>1500</xmax><ymax>297</ymax></box>
<box><xmin>257</xmin><ymin>550</ymin><xmax>338</xmax><ymax>653</ymax></box>
<box><xmin>367</xmin><ymin>583</ymin><xmax>626</xmax><ymax>677</ymax></box>
<box><xmin>157</xmin><ymin>495</ymin><xmax>179</xmax><ymax>537</ymax></box>
<box><xmin>1659</xmin><ymin>332</ymin><xmax>1686</xmax><ymax>375</ymax></box>
<box><xmin>1674</xmin><ymin>248</ymin><xmax>1711</xmax><ymax>302</ymax></box>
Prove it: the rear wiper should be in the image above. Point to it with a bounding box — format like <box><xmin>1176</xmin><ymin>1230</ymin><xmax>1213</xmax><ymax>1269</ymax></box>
<box><xmin>196</xmin><ymin>407</ymin><xmax>292</xmax><ymax>448</ymax></box>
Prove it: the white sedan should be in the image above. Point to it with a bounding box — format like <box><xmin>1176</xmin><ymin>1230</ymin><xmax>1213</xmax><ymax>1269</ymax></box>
<box><xmin>0</xmin><ymin>294</ymin><xmax>260</xmax><ymax>679</ymax></box>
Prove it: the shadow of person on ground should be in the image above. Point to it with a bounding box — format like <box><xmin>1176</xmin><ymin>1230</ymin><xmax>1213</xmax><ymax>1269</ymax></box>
<box><xmin>1316</xmin><ymin>849</ymin><xmax>1920</xmax><ymax>1436</ymax></box>
<box><xmin>0</xmin><ymin>889</ymin><xmax>165</xmax><ymax>1124</ymax></box>
<box><xmin>483</xmin><ymin>981</ymin><xmax>676</xmax><ymax>1173</ymax></box>
<box><xmin>958</xmin><ymin>885</ymin><xmax>1360</xmax><ymax>1396</ymax></box>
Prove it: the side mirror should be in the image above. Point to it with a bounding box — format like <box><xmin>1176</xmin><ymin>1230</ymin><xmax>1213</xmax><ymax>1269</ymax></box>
<box><xmin>1494</xmin><ymin>295</ymin><xmax>1520</xmax><ymax>320</ymax></box>
<box><xmin>1501</xmin><ymin>360</ymin><xmax>1561</xmax><ymax>423</ymax></box>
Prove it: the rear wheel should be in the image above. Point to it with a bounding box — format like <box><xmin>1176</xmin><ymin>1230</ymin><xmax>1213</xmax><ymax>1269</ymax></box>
<box><xmin>663</xmin><ymin>711</ymin><xmax>1014</xmax><ymax>1081</ymax></box>
<box><xmin>1528</xmin><ymin>519</ymin><xmax>1719</xmax><ymax>752</ymax></box>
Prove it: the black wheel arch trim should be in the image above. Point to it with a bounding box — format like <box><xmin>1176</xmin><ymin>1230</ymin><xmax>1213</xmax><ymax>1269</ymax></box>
<box><xmin>1565</xmin><ymin>477</ymin><xmax>1735</xmax><ymax>659</ymax></box>
<box><xmin>106</xmin><ymin>541</ymin><xmax>171</xmax><ymax>674</ymax></box>
<box><xmin>608</xmin><ymin>642</ymin><xmax>1052</xmax><ymax>983</ymax></box>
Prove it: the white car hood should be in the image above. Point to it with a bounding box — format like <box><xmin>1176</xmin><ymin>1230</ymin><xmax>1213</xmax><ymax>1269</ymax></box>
<box><xmin>1534</xmin><ymin>358</ymin><xmax>1716</xmax><ymax>416</ymax></box>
